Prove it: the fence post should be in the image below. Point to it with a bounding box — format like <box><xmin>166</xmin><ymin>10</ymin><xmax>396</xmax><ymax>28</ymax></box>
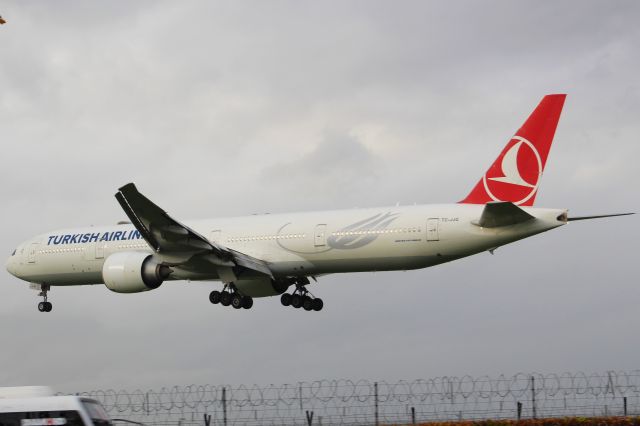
<box><xmin>624</xmin><ymin>397</ymin><xmax>628</xmax><ymax>416</ymax></box>
<box><xmin>411</xmin><ymin>406</ymin><xmax>416</xmax><ymax>425</ymax></box>
<box><xmin>607</xmin><ymin>371</ymin><xmax>615</xmax><ymax>396</ymax></box>
<box><xmin>374</xmin><ymin>382</ymin><xmax>379</xmax><ymax>426</ymax></box>
<box><xmin>530</xmin><ymin>376</ymin><xmax>537</xmax><ymax>419</ymax></box>
<box><xmin>222</xmin><ymin>387</ymin><xmax>227</xmax><ymax>426</ymax></box>
<box><xmin>517</xmin><ymin>401</ymin><xmax>522</xmax><ymax>420</ymax></box>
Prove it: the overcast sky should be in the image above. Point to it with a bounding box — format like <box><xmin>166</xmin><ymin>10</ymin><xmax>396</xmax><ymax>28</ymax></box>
<box><xmin>1</xmin><ymin>1</ymin><xmax>639</xmax><ymax>393</ymax></box>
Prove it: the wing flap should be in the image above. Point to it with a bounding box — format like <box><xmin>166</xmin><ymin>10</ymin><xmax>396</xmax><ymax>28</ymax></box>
<box><xmin>474</xmin><ymin>201</ymin><xmax>536</xmax><ymax>228</ymax></box>
<box><xmin>230</xmin><ymin>249</ymin><xmax>273</xmax><ymax>277</ymax></box>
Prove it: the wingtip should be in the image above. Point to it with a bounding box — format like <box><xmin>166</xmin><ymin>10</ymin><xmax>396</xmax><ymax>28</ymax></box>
<box><xmin>118</xmin><ymin>182</ymin><xmax>137</xmax><ymax>192</ymax></box>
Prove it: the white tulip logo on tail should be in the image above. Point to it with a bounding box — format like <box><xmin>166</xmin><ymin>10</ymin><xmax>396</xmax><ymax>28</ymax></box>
<box><xmin>482</xmin><ymin>136</ymin><xmax>542</xmax><ymax>205</ymax></box>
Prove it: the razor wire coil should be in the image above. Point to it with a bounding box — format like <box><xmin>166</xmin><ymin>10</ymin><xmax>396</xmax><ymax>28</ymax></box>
<box><xmin>69</xmin><ymin>370</ymin><xmax>640</xmax><ymax>426</ymax></box>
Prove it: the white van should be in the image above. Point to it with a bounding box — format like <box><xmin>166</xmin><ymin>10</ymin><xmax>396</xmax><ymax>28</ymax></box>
<box><xmin>0</xmin><ymin>392</ymin><xmax>112</xmax><ymax>426</ymax></box>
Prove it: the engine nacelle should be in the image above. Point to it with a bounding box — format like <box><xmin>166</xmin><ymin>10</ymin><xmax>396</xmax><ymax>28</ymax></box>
<box><xmin>234</xmin><ymin>277</ymin><xmax>291</xmax><ymax>297</ymax></box>
<box><xmin>102</xmin><ymin>252</ymin><xmax>171</xmax><ymax>293</ymax></box>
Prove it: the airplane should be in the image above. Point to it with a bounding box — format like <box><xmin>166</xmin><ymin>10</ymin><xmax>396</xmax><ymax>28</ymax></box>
<box><xmin>5</xmin><ymin>94</ymin><xmax>634</xmax><ymax>313</ymax></box>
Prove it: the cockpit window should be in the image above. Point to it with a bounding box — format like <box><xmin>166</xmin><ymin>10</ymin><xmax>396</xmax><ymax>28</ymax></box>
<box><xmin>11</xmin><ymin>249</ymin><xmax>16</xmax><ymax>256</ymax></box>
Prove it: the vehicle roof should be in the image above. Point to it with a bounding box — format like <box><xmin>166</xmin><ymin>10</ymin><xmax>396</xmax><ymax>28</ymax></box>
<box><xmin>0</xmin><ymin>395</ymin><xmax>91</xmax><ymax>412</ymax></box>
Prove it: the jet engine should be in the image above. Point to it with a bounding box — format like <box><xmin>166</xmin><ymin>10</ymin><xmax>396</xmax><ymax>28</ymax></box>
<box><xmin>102</xmin><ymin>252</ymin><xmax>171</xmax><ymax>293</ymax></box>
<box><xmin>234</xmin><ymin>277</ymin><xmax>291</xmax><ymax>297</ymax></box>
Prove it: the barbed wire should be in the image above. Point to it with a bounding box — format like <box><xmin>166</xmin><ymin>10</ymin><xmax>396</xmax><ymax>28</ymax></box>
<box><xmin>71</xmin><ymin>370</ymin><xmax>640</xmax><ymax>426</ymax></box>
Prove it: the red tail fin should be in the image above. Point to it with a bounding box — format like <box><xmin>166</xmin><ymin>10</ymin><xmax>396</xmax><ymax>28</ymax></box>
<box><xmin>460</xmin><ymin>94</ymin><xmax>566</xmax><ymax>206</ymax></box>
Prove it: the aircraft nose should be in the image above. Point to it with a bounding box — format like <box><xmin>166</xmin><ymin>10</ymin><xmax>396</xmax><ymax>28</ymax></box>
<box><xmin>6</xmin><ymin>254</ymin><xmax>18</xmax><ymax>278</ymax></box>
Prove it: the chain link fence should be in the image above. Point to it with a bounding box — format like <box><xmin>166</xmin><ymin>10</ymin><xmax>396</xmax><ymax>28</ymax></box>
<box><xmin>71</xmin><ymin>370</ymin><xmax>640</xmax><ymax>426</ymax></box>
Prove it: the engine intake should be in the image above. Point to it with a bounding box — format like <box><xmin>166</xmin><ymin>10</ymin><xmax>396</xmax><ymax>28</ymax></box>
<box><xmin>102</xmin><ymin>252</ymin><xmax>171</xmax><ymax>293</ymax></box>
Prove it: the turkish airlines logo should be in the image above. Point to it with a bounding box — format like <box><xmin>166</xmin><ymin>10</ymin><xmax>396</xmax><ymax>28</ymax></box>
<box><xmin>482</xmin><ymin>136</ymin><xmax>542</xmax><ymax>205</ymax></box>
<box><xmin>327</xmin><ymin>212</ymin><xmax>399</xmax><ymax>250</ymax></box>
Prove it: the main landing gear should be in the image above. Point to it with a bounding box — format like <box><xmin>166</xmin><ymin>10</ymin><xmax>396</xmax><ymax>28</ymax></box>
<box><xmin>37</xmin><ymin>284</ymin><xmax>52</xmax><ymax>313</ymax></box>
<box><xmin>209</xmin><ymin>284</ymin><xmax>253</xmax><ymax>310</ymax></box>
<box><xmin>280</xmin><ymin>282</ymin><xmax>323</xmax><ymax>312</ymax></box>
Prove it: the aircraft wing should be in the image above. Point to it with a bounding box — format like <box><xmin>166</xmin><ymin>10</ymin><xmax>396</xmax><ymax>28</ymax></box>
<box><xmin>115</xmin><ymin>183</ymin><xmax>273</xmax><ymax>278</ymax></box>
<box><xmin>473</xmin><ymin>201</ymin><xmax>536</xmax><ymax>228</ymax></box>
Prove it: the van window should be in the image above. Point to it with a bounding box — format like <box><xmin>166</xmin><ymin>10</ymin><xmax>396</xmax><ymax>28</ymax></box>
<box><xmin>0</xmin><ymin>410</ymin><xmax>84</xmax><ymax>426</ymax></box>
<box><xmin>80</xmin><ymin>401</ymin><xmax>110</xmax><ymax>426</ymax></box>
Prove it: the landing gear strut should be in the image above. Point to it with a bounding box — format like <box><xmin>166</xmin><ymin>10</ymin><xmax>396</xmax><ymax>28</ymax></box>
<box><xmin>37</xmin><ymin>284</ymin><xmax>52</xmax><ymax>313</ymax></box>
<box><xmin>281</xmin><ymin>280</ymin><xmax>323</xmax><ymax>312</ymax></box>
<box><xmin>209</xmin><ymin>284</ymin><xmax>253</xmax><ymax>310</ymax></box>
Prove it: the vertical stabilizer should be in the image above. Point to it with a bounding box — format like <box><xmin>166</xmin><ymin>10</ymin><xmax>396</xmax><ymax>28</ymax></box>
<box><xmin>460</xmin><ymin>94</ymin><xmax>566</xmax><ymax>206</ymax></box>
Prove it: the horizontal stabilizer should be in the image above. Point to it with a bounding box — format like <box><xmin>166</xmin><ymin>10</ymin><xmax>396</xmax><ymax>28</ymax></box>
<box><xmin>568</xmin><ymin>212</ymin><xmax>634</xmax><ymax>221</ymax></box>
<box><xmin>474</xmin><ymin>201</ymin><xmax>536</xmax><ymax>228</ymax></box>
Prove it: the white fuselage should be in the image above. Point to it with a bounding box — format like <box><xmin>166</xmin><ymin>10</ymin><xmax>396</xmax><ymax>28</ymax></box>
<box><xmin>6</xmin><ymin>203</ymin><xmax>566</xmax><ymax>293</ymax></box>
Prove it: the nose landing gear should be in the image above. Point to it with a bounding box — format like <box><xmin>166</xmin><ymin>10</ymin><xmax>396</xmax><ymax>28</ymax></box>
<box><xmin>37</xmin><ymin>284</ymin><xmax>52</xmax><ymax>313</ymax></box>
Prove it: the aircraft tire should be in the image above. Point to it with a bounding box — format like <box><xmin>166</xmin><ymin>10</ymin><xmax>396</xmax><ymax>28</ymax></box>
<box><xmin>291</xmin><ymin>294</ymin><xmax>303</xmax><ymax>309</ymax></box>
<box><xmin>209</xmin><ymin>291</ymin><xmax>221</xmax><ymax>304</ymax></box>
<box><xmin>220</xmin><ymin>292</ymin><xmax>231</xmax><ymax>306</ymax></box>
<box><xmin>280</xmin><ymin>293</ymin><xmax>291</xmax><ymax>306</ymax></box>
<box><xmin>312</xmin><ymin>298</ymin><xmax>323</xmax><ymax>312</ymax></box>
<box><xmin>302</xmin><ymin>296</ymin><xmax>313</xmax><ymax>311</ymax></box>
<box><xmin>242</xmin><ymin>296</ymin><xmax>253</xmax><ymax>309</ymax></box>
<box><xmin>45</xmin><ymin>302</ymin><xmax>52</xmax><ymax>312</ymax></box>
<box><xmin>231</xmin><ymin>294</ymin><xmax>243</xmax><ymax>309</ymax></box>
<box><xmin>38</xmin><ymin>302</ymin><xmax>46</xmax><ymax>312</ymax></box>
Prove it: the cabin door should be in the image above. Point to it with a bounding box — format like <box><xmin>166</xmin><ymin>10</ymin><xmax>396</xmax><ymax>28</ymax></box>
<box><xmin>28</xmin><ymin>243</ymin><xmax>38</xmax><ymax>263</ymax></box>
<box><xmin>426</xmin><ymin>218</ymin><xmax>440</xmax><ymax>242</ymax></box>
<box><xmin>95</xmin><ymin>242</ymin><xmax>105</xmax><ymax>259</ymax></box>
<box><xmin>314</xmin><ymin>224</ymin><xmax>327</xmax><ymax>247</ymax></box>
<box><xmin>210</xmin><ymin>229</ymin><xmax>223</xmax><ymax>244</ymax></box>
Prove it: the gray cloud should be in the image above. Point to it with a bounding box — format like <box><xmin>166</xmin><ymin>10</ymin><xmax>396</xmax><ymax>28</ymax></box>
<box><xmin>0</xmin><ymin>0</ymin><xmax>638</xmax><ymax>392</ymax></box>
<box><xmin>262</xmin><ymin>131</ymin><xmax>381</xmax><ymax>209</ymax></box>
